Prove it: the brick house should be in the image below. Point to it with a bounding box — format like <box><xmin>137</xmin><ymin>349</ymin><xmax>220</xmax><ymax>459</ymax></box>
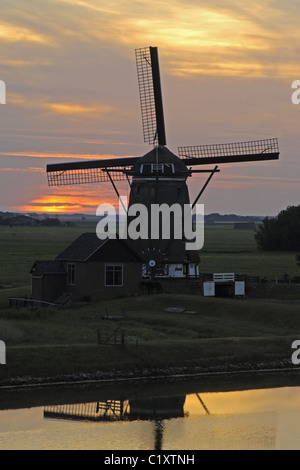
<box><xmin>30</xmin><ymin>233</ymin><xmax>143</xmax><ymax>303</ymax></box>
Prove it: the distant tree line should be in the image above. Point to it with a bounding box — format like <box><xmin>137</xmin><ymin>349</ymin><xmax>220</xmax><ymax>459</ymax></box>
<box><xmin>0</xmin><ymin>215</ymin><xmax>61</xmax><ymax>226</ymax></box>
<box><xmin>234</xmin><ymin>222</ymin><xmax>256</xmax><ymax>230</ymax></box>
<box><xmin>255</xmin><ymin>205</ymin><xmax>300</xmax><ymax>251</ymax></box>
<box><xmin>40</xmin><ymin>217</ymin><xmax>61</xmax><ymax>226</ymax></box>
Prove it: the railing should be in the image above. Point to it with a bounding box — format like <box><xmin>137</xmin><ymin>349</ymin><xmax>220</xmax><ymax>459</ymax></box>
<box><xmin>44</xmin><ymin>400</ymin><xmax>130</xmax><ymax>422</ymax></box>
<box><xmin>9</xmin><ymin>298</ymin><xmax>56</xmax><ymax>309</ymax></box>
<box><xmin>213</xmin><ymin>273</ymin><xmax>235</xmax><ymax>282</ymax></box>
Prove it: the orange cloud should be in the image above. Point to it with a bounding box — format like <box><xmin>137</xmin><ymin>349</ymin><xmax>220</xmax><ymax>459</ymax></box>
<box><xmin>0</xmin><ymin>167</ymin><xmax>44</xmax><ymax>173</ymax></box>
<box><xmin>46</xmin><ymin>102</ymin><xmax>115</xmax><ymax>116</ymax></box>
<box><xmin>0</xmin><ymin>151</ymin><xmax>136</xmax><ymax>162</ymax></box>
<box><xmin>8</xmin><ymin>94</ymin><xmax>117</xmax><ymax>119</ymax></box>
<box><xmin>57</xmin><ymin>0</ymin><xmax>300</xmax><ymax>78</ymax></box>
<box><xmin>19</xmin><ymin>197</ymin><xmax>98</xmax><ymax>214</ymax></box>
<box><xmin>15</xmin><ymin>180</ymin><xmax>129</xmax><ymax>213</ymax></box>
<box><xmin>0</xmin><ymin>22</ymin><xmax>49</xmax><ymax>43</ymax></box>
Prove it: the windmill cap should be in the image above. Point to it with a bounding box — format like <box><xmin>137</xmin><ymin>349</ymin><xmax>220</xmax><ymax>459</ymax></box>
<box><xmin>132</xmin><ymin>146</ymin><xmax>190</xmax><ymax>176</ymax></box>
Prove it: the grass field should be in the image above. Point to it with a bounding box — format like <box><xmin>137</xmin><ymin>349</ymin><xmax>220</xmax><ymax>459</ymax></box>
<box><xmin>201</xmin><ymin>224</ymin><xmax>300</xmax><ymax>279</ymax></box>
<box><xmin>0</xmin><ymin>225</ymin><xmax>90</xmax><ymax>290</ymax></box>
<box><xmin>0</xmin><ymin>223</ymin><xmax>299</xmax><ymax>293</ymax></box>
<box><xmin>0</xmin><ymin>222</ymin><xmax>299</xmax><ymax>383</ymax></box>
<box><xmin>1</xmin><ymin>294</ymin><xmax>300</xmax><ymax>382</ymax></box>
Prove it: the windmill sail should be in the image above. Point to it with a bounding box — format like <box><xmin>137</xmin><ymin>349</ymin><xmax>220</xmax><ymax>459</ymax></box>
<box><xmin>46</xmin><ymin>156</ymin><xmax>140</xmax><ymax>186</ymax></box>
<box><xmin>46</xmin><ymin>137</ymin><xmax>280</xmax><ymax>186</ymax></box>
<box><xmin>135</xmin><ymin>47</ymin><xmax>166</xmax><ymax>147</ymax></box>
<box><xmin>178</xmin><ymin>138</ymin><xmax>279</xmax><ymax>166</ymax></box>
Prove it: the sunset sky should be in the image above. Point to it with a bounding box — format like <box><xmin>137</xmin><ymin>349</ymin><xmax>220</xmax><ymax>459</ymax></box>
<box><xmin>0</xmin><ymin>0</ymin><xmax>300</xmax><ymax>216</ymax></box>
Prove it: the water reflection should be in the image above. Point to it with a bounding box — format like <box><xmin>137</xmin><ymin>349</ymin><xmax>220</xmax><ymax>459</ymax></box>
<box><xmin>44</xmin><ymin>400</ymin><xmax>131</xmax><ymax>422</ymax></box>
<box><xmin>44</xmin><ymin>396</ymin><xmax>188</xmax><ymax>450</ymax></box>
<box><xmin>40</xmin><ymin>390</ymin><xmax>285</xmax><ymax>450</ymax></box>
<box><xmin>2</xmin><ymin>373</ymin><xmax>300</xmax><ymax>450</ymax></box>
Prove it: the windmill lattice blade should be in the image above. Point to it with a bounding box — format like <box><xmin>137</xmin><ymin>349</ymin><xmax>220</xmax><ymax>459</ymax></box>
<box><xmin>46</xmin><ymin>157</ymin><xmax>140</xmax><ymax>186</ymax></box>
<box><xmin>178</xmin><ymin>138</ymin><xmax>279</xmax><ymax>165</ymax></box>
<box><xmin>47</xmin><ymin>167</ymin><xmax>132</xmax><ymax>186</ymax></box>
<box><xmin>135</xmin><ymin>47</ymin><xmax>166</xmax><ymax>146</ymax></box>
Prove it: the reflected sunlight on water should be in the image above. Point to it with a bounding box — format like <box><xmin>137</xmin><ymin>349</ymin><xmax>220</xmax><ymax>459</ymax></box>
<box><xmin>1</xmin><ymin>386</ymin><xmax>300</xmax><ymax>450</ymax></box>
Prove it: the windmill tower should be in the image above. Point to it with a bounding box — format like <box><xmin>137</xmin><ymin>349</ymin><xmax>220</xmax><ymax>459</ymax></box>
<box><xmin>46</xmin><ymin>46</ymin><xmax>280</xmax><ymax>279</ymax></box>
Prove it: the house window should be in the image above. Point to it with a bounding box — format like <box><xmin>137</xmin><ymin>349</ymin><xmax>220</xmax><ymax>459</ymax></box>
<box><xmin>67</xmin><ymin>263</ymin><xmax>76</xmax><ymax>285</ymax></box>
<box><xmin>105</xmin><ymin>265</ymin><xmax>123</xmax><ymax>286</ymax></box>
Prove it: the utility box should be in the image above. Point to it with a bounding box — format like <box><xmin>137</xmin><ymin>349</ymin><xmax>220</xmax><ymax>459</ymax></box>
<box><xmin>203</xmin><ymin>282</ymin><xmax>215</xmax><ymax>297</ymax></box>
<box><xmin>234</xmin><ymin>281</ymin><xmax>245</xmax><ymax>296</ymax></box>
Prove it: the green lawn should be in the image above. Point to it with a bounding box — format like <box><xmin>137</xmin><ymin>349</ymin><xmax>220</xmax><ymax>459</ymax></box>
<box><xmin>202</xmin><ymin>223</ymin><xmax>258</xmax><ymax>252</ymax></box>
<box><xmin>0</xmin><ymin>222</ymin><xmax>299</xmax><ymax>383</ymax></box>
<box><xmin>0</xmin><ymin>225</ymin><xmax>91</xmax><ymax>290</ymax></box>
<box><xmin>1</xmin><ymin>294</ymin><xmax>300</xmax><ymax>382</ymax></box>
<box><xmin>0</xmin><ymin>223</ymin><xmax>299</xmax><ymax>292</ymax></box>
<box><xmin>200</xmin><ymin>224</ymin><xmax>299</xmax><ymax>279</ymax></box>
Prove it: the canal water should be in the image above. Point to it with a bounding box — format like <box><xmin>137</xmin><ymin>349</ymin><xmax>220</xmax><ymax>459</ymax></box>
<box><xmin>1</xmin><ymin>372</ymin><xmax>300</xmax><ymax>450</ymax></box>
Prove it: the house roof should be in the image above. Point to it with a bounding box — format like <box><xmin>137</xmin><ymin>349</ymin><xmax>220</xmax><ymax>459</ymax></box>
<box><xmin>55</xmin><ymin>232</ymin><xmax>143</xmax><ymax>262</ymax></box>
<box><xmin>31</xmin><ymin>260</ymin><xmax>67</xmax><ymax>275</ymax></box>
<box><xmin>56</xmin><ymin>232</ymin><xmax>107</xmax><ymax>262</ymax></box>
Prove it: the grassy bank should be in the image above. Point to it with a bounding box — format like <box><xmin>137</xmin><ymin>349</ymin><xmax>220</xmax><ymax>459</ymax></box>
<box><xmin>1</xmin><ymin>294</ymin><xmax>300</xmax><ymax>383</ymax></box>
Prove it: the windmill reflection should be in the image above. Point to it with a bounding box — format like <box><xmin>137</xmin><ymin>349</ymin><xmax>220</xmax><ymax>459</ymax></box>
<box><xmin>44</xmin><ymin>394</ymin><xmax>209</xmax><ymax>450</ymax></box>
<box><xmin>44</xmin><ymin>400</ymin><xmax>131</xmax><ymax>423</ymax></box>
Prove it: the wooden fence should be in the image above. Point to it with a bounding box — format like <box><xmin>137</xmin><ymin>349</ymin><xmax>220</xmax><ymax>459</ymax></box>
<box><xmin>97</xmin><ymin>327</ymin><xmax>125</xmax><ymax>346</ymax></box>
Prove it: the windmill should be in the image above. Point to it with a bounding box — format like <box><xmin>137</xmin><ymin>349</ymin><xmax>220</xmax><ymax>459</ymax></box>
<box><xmin>46</xmin><ymin>46</ymin><xmax>280</xmax><ymax>278</ymax></box>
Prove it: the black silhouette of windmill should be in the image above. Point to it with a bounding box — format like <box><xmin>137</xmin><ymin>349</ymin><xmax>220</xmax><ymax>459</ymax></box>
<box><xmin>46</xmin><ymin>46</ymin><xmax>279</xmax><ymax>277</ymax></box>
<box><xmin>43</xmin><ymin>393</ymin><xmax>210</xmax><ymax>451</ymax></box>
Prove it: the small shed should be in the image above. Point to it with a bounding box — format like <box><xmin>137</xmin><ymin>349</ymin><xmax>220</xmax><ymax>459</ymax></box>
<box><xmin>203</xmin><ymin>273</ymin><xmax>245</xmax><ymax>298</ymax></box>
<box><xmin>30</xmin><ymin>260</ymin><xmax>67</xmax><ymax>303</ymax></box>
